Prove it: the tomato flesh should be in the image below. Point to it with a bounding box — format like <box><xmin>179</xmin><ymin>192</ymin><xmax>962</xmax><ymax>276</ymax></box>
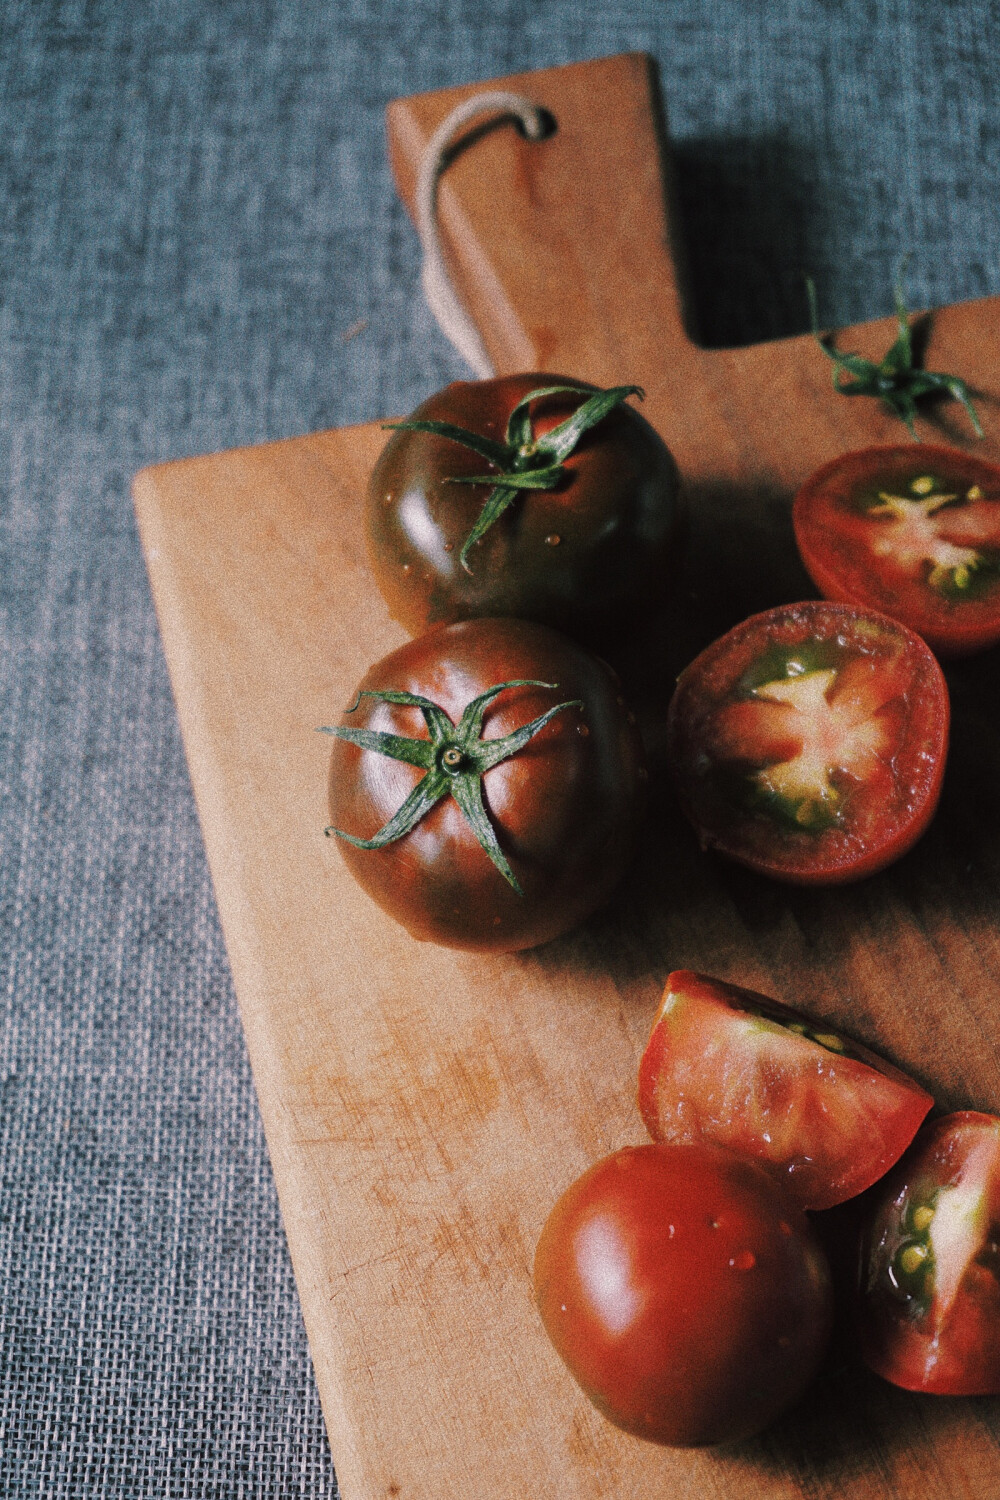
<box><xmin>793</xmin><ymin>444</ymin><xmax>1000</xmax><ymax>656</ymax></box>
<box><xmin>533</xmin><ymin>1143</ymin><xmax>833</xmax><ymax>1447</ymax></box>
<box><xmin>637</xmin><ymin>971</ymin><xmax>932</xmax><ymax>1210</ymax></box>
<box><xmin>366</xmin><ymin>374</ymin><xmax>681</xmax><ymax>646</ymax></box>
<box><xmin>858</xmin><ymin>1111</ymin><xmax>1000</xmax><ymax>1394</ymax></box>
<box><xmin>666</xmin><ymin>600</ymin><xmax>949</xmax><ymax>883</ymax></box>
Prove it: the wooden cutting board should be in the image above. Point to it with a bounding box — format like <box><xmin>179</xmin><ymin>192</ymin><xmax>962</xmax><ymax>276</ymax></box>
<box><xmin>133</xmin><ymin>52</ymin><xmax>1000</xmax><ymax>1500</ymax></box>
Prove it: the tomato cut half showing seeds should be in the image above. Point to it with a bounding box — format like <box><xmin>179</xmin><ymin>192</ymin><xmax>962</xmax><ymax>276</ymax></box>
<box><xmin>793</xmin><ymin>445</ymin><xmax>1000</xmax><ymax>657</ymax></box>
<box><xmin>858</xmin><ymin>1111</ymin><xmax>1000</xmax><ymax>1395</ymax></box>
<box><xmin>637</xmin><ymin>972</ymin><xmax>933</xmax><ymax>1211</ymax></box>
<box><xmin>666</xmin><ymin>600</ymin><xmax>949</xmax><ymax>884</ymax></box>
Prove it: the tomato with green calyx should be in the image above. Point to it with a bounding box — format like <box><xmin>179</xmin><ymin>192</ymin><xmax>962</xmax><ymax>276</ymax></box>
<box><xmin>366</xmin><ymin>374</ymin><xmax>681</xmax><ymax>646</ymax></box>
<box><xmin>533</xmin><ymin>1143</ymin><xmax>833</xmax><ymax>1447</ymax></box>
<box><xmin>638</xmin><ymin>971</ymin><xmax>933</xmax><ymax>1211</ymax></box>
<box><xmin>858</xmin><ymin>1111</ymin><xmax>1000</xmax><ymax>1395</ymax></box>
<box><xmin>794</xmin><ymin>444</ymin><xmax>1000</xmax><ymax>657</ymax></box>
<box><xmin>322</xmin><ymin>618</ymin><xmax>646</xmax><ymax>952</ymax></box>
<box><xmin>665</xmin><ymin>600</ymin><xmax>949</xmax><ymax>884</ymax></box>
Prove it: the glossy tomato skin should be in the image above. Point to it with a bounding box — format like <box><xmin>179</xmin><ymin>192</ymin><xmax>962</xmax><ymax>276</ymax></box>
<box><xmin>637</xmin><ymin>971</ymin><xmax>933</xmax><ymax>1211</ymax></box>
<box><xmin>533</xmin><ymin>1143</ymin><xmax>833</xmax><ymax>1447</ymax></box>
<box><xmin>366</xmin><ymin>374</ymin><xmax>682</xmax><ymax>646</ymax></box>
<box><xmin>666</xmin><ymin>600</ymin><xmax>949</xmax><ymax>885</ymax></box>
<box><xmin>858</xmin><ymin>1111</ymin><xmax>1000</xmax><ymax>1395</ymax></box>
<box><xmin>793</xmin><ymin>444</ymin><xmax>1000</xmax><ymax>657</ymax></box>
<box><xmin>327</xmin><ymin>618</ymin><xmax>646</xmax><ymax>952</ymax></box>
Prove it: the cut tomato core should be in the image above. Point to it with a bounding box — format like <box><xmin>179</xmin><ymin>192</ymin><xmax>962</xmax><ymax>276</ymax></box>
<box><xmin>793</xmin><ymin>445</ymin><xmax>1000</xmax><ymax>655</ymax></box>
<box><xmin>666</xmin><ymin>601</ymin><xmax>949</xmax><ymax>883</ymax></box>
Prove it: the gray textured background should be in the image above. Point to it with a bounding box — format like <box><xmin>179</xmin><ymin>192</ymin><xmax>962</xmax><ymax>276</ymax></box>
<box><xmin>2</xmin><ymin>1</ymin><xmax>998</xmax><ymax>1495</ymax></box>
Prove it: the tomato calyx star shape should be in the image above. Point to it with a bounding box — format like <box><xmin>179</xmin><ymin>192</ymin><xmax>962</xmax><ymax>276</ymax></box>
<box><xmin>382</xmin><ymin>381</ymin><xmax>644</xmax><ymax>572</ymax></box>
<box><xmin>807</xmin><ymin>269</ymin><xmax>984</xmax><ymax>441</ymax></box>
<box><xmin>320</xmin><ymin>679</ymin><xmax>584</xmax><ymax>893</ymax></box>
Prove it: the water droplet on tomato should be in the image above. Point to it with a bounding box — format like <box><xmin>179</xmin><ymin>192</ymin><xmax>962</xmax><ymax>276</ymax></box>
<box><xmin>577</xmin><ymin>723</ymin><xmax>590</xmax><ymax>738</ymax></box>
<box><xmin>544</xmin><ymin>533</ymin><xmax>561</xmax><ymax>546</ymax></box>
<box><xmin>443</xmin><ymin>541</ymin><xmax>454</xmax><ymax>552</ymax></box>
<box><xmin>730</xmin><ymin>1249</ymin><xmax>756</xmax><ymax>1271</ymax></box>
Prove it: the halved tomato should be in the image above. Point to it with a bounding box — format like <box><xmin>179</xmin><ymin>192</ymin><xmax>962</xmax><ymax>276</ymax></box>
<box><xmin>637</xmin><ymin>971</ymin><xmax>933</xmax><ymax>1211</ymax></box>
<box><xmin>665</xmin><ymin>600</ymin><xmax>949</xmax><ymax>884</ymax></box>
<box><xmin>858</xmin><ymin>1111</ymin><xmax>1000</xmax><ymax>1394</ymax></box>
<box><xmin>793</xmin><ymin>444</ymin><xmax>1000</xmax><ymax>657</ymax></box>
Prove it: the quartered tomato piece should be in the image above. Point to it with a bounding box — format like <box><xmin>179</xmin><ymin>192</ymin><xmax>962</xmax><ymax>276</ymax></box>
<box><xmin>858</xmin><ymin>1111</ymin><xmax>1000</xmax><ymax>1394</ymax></box>
<box><xmin>638</xmin><ymin>971</ymin><xmax>933</xmax><ymax>1211</ymax></box>
<box><xmin>666</xmin><ymin>600</ymin><xmax>949</xmax><ymax>884</ymax></box>
<box><xmin>793</xmin><ymin>445</ymin><xmax>1000</xmax><ymax>657</ymax></box>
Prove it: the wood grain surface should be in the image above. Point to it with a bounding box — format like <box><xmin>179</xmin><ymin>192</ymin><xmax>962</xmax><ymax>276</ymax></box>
<box><xmin>134</xmin><ymin>52</ymin><xmax>1000</xmax><ymax>1500</ymax></box>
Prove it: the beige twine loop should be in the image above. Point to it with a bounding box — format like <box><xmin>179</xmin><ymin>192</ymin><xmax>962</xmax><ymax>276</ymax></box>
<box><xmin>415</xmin><ymin>90</ymin><xmax>549</xmax><ymax>378</ymax></box>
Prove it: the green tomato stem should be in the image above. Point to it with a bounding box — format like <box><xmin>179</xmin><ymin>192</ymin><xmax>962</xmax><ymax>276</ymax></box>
<box><xmin>388</xmin><ymin>381</ymin><xmax>646</xmax><ymax>571</ymax></box>
<box><xmin>320</xmin><ymin>679</ymin><xmax>584</xmax><ymax>892</ymax></box>
<box><xmin>806</xmin><ymin>268</ymin><xmax>984</xmax><ymax>441</ymax></box>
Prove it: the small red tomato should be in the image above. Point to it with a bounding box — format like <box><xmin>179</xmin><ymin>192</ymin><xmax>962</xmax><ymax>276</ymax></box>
<box><xmin>325</xmin><ymin>618</ymin><xmax>646</xmax><ymax>952</ymax></box>
<box><xmin>858</xmin><ymin>1111</ymin><xmax>1000</xmax><ymax>1395</ymax></box>
<box><xmin>793</xmin><ymin>444</ymin><xmax>1000</xmax><ymax>657</ymax></box>
<box><xmin>533</xmin><ymin>1143</ymin><xmax>833</xmax><ymax>1447</ymax></box>
<box><xmin>638</xmin><ymin>971</ymin><xmax>933</xmax><ymax>1210</ymax></box>
<box><xmin>366</xmin><ymin>374</ymin><xmax>681</xmax><ymax>646</ymax></box>
<box><xmin>665</xmin><ymin>599</ymin><xmax>949</xmax><ymax>884</ymax></box>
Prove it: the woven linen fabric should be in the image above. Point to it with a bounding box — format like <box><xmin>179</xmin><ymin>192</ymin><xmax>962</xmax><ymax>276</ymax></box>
<box><xmin>1</xmin><ymin>1</ymin><xmax>998</xmax><ymax>1495</ymax></box>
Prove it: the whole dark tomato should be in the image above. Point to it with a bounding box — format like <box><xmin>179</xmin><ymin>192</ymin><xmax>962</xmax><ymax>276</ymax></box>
<box><xmin>366</xmin><ymin>374</ymin><xmax>681</xmax><ymax>646</ymax></box>
<box><xmin>325</xmin><ymin>617</ymin><xmax>647</xmax><ymax>952</ymax></box>
<box><xmin>666</xmin><ymin>600</ymin><xmax>949</xmax><ymax>884</ymax></box>
<box><xmin>533</xmin><ymin>1143</ymin><xmax>833</xmax><ymax>1447</ymax></box>
<box><xmin>858</xmin><ymin>1111</ymin><xmax>1000</xmax><ymax>1395</ymax></box>
<box><xmin>793</xmin><ymin>445</ymin><xmax>1000</xmax><ymax>657</ymax></box>
<box><xmin>638</xmin><ymin>971</ymin><xmax>932</xmax><ymax>1211</ymax></box>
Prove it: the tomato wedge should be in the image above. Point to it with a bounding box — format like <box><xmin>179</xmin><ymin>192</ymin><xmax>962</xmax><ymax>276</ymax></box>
<box><xmin>858</xmin><ymin>1111</ymin><xmax>1000</xmax><ymax>1394</ymax></box>
<box><xmin>665</xmin><ymin>600</ymin><xmax>949</xmax><ymax>884</ymax></box>
<box><xmin>793</xmin><ymin>444</ymin><xmax>1000</xmax><ymax>657</ymax></box>
<box><xmin>637</xmin><ymin>971</ymin><xmax>933</xmax><ymax>1211</ymax></box>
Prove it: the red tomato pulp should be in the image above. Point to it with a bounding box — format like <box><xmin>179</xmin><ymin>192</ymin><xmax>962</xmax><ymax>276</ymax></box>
<box><xmin>858</xmin><ymin>1111</ymin><xmax>1000</xmax><ymax>1395</ymax></box>
<box><xmin>793</xmin><ymin>444</ymin><xmax>1000</xmax><ymax>657</ymax></box>
<box><xmin>638</xmin><ymin>971</ymin><xmax>932</xmax><ymax>1210</ymax></box>
<box><xmin>666</xmin><ymin>600</ymin><xmax>949</xmax><ymax>883</ymax></box>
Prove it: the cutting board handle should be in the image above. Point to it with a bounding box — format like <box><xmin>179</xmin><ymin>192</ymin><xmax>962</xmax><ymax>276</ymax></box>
<box><xmin>386</xmin><ymin>53</ymin><xmax>698</xmax><ymax>386</ymax></box>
